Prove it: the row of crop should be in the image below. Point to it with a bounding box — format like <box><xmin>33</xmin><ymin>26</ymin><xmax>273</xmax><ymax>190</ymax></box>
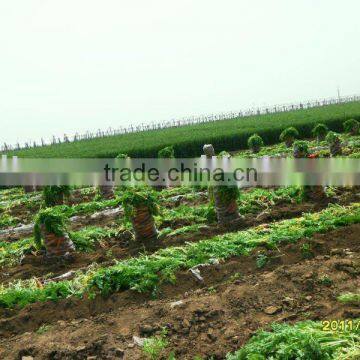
<box><xmin>0</xmin><ymin>179</ymin><xmax>304</xmax><ymax>235</ymax></box>
<box><xmin>1</xmin><ymin>124</ymin><xmax>359</xmax><ymax>232</ymax></box>
<box><xmin>0</xmin><ymin>186</ymin><xmax>189</xmax><ymax>230</ymax></box>
<box><xmin>30</xmin><ymin>184</ymin><xmax>308</xmax><ymax>258</ymax></box>
<box><xmin>0</xmin><ymin>187</ymin><xmax>35</xmax><ymax>202</ymax></box>
<box><xmin>0</xmin><ymin>184</ymin><xmax>201</xmax><ymax>229</ymax></box>
<box><xmin>0</xmin><ymin>196</ymin><xmax>119</xmax><ymax>230</ymax></box>
<box><xmin>5</xmin><ymin>102</ymin><xmax>360</xmax><ymax>158</ymax></box>
<box><xmin>0</xmin><ymin>203</ymin><xmax>359</xmax><ymax>309</ymax></box>
<box><xmin>245</xmin><ymin>118</ymin><xmax>360</xmax><ymax>156</ymax></box>
<box><xmin>0</xmin><ymin>187</ymin><xmax>306</xmax><ymax>268</ymax></box>
<box><xmin>0</xmin><ymin>226</ymin><xmax>121</xmax><ymax>268</ymax></box>
<box><xmin>237</xmin><ymin>133</ymin><xmax>360</xmax><ymax>159</ymax></box>
<box><xmin>1</xmin><ymin>121</ymin><xmax>357</xmax><ymax>231</ymax></box>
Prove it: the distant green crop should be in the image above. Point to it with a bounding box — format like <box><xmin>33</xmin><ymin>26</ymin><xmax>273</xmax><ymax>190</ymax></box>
<box><xmin>4</xmin><ymin>102</ymin><xmax>360</xmax><ymax>158</ymax></box>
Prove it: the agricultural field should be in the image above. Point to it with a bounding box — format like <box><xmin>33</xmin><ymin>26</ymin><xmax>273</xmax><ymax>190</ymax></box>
<box><xmin>3</xmin><ymin>101</ymin><xmax>360</xmax><ymax>158</ymax></box>
<box><xmin>0</xmin><ymin>119</ymin><xmax>360</xmax><ymax>359</ymax></box>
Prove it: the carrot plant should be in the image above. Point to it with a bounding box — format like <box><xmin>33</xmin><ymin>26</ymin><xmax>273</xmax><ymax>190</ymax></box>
<box><xmin>226</xmin><ymin>320</ymin><xmax>360</xmax><ymax>360</ymax></box>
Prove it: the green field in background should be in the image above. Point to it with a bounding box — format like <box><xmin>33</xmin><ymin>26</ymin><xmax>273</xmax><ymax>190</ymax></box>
<box><xmin>5</xmin><ymin>101</ymin><xmax>360</xmax><ymax>158</ymax></box>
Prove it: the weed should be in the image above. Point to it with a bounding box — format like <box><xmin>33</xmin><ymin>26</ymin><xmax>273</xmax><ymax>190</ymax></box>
<box><xmin>256</xmin><ymin>254</ymin><xmax>268</xmax><ymax>269</ymax></box>
<box><xmin>338</xmin><ymin>292</ymin><xmax>360</xmax><ymax>305</ymax></box>
<box><xmin>36</xmin><ymin>324</ymin><xmax>52</xmax><ymax>335</ymax></box>
<box><xmin>207</xmin><ymin>286</ymin><xmax>217</xmax><ymax>294</ymax></box>
<box><xmin>142</xmin><ymin>328</ymin><xmax>169</xmax><ymax>360</ymax></box>
<box><xmin>301</xmin><ymin>243</ymin><xmax>313</xmax><ymax>259</ymax></box>
<box><xmin>319</xmin><ymin>275</ymin><xmax>333</xmax><ymax>287</ymax></box>
<box><xmin>228</xmin><ymin>273</ymin><xmax>242</xmax><ymax>283</ymax></box>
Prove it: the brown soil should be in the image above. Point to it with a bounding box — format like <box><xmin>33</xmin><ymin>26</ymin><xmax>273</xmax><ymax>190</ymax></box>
<box><xmin>0</xmin><ymin>224</ymin><xmax>359</xmax><ymax>360</ymax></box>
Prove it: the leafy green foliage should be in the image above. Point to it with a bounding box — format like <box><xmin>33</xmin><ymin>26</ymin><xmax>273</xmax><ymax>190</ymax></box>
<box><xmin>0</xmin><ymin>238</ymin><xmax>35</xmax><ymax>267</ymax></box>
<box><xmin>238</xmin><ymin>187</ymin><xmax>303</xmax><ymax>215</ymax></box>
<box><xmin>312</xmin><ymin>123</ymin><xmax>329</xmax><ymax>140</ymax></box>
<box><xmin>36</xmin><ymin>324</ymin><xmax>52</xmax><ymax>335</ymax></box>
<box><xmin>326</xmin><ymin>131</ymin><xmax>341</xmax><ymax>145</ymax></box>
<box><xmin>83</xmin><ymin>203</ymin><xmax>360</xmax><ymax>297</ymax></box>
<box><xmin>116</xmin><ymin>153</ymin><xmax>129</xmax><ymax>159</ymax></box>
<box><xmin>33</xmin><ymin>208</ymin><xmax>69</xmax><ymax>248</ymax></box>
<box><xmin>226</xmin><ymin>320</ymin><xmax>360</xmax><ymax>360</ymax></box>
<box><xmin>301</xmin><ymin>243</ymin><xmax>313</xmax><ymax>259</ymax></box>
<box><xmin>319</xmin><ymin>275</ymin><xmax>333</xmax><ymax>287</ymax></box>
<box><xmin>69</xmin><ymin>226</ymin><xmax>113</xmax><ymax>252</ymax></box>
<box><xmin>256</xmin><ymin>253</ymin><xmax>268</xmax><ymax>268</ymax></box>
<box><xmin>43</xmin><ymin>186</ymin><xmax>71</xmax><ymax>206</ymax></box>
<box><xmin>0</xmin><ymin>277</ymin><xmax>85</xmax><ymax>309</ymax></box>
<box><xmin>0</xmin><ymin>226</ymin><xmax>122</xmax><ymax>268</ymax></box>
<box><xmin>142</xmin><ymin>328</ymin><xmax>169</xmax><ymax>360</ymax></box>
<box><xmin>158</xmin><ymin>186</ymin><xmax>195</xmax><ymax>199</ymax></box>
<box><xmin>0</xmin><ymin>213</ymin><xmax>20</xmax><ymax>229</ymax></box>
<box><xmin>159</xmin><ymin>187</ymin><xmax>304</xmax><ymax>228</ymax></box>
<box><xmin>121</xmin><ymin>187</ymin><xmax>159</xmax><ymax>220</ymax></box>
<box><xmin>247</xmin><ymin>134</ymin><xmax>264</xmax><ymax>153</ymax></box>
<box><xmin>159</xmin><ymin>204</ymin><xmax>213</xmax><ymax>227</ymax></box>
<box><xmin>216</xmin><ymin>186</ymin><xmax>240</xmax><ymax>203</ymax></box>
<box><xmin>293</xmin><ymin>140</ymin><xmax>309</xmax><ymax>157</ymax></box>
<box><xmin>0</xmin><ymin>187</ymin><xmax>36</xmax><ymax>202</ymax></box>
<box><xmin>0</xmin><ymin>196</ymin><xmax>122</xmax><ymax>233</ymax></box>
<box><xmin>279</xmin><ymin>127</ymin><xmax>299</xmax><ymax>145</ymax></box>
<box><xmin>0</xmin><ymin>187</ymin><xmax>304</xmax><ymax>269</ymax></box>
<box><xmin>1</xmin><ymin>203</ymin><xmax>360</xmax><ymax>308</ymax></box>
<box><xmin>235</xmin><ymin>131</ymin><xmax>360</xmax><ymax>159</ymax></box>
<box><xmin>218</xmin><ymin>150</ymin><xmax>231</xmax><ymax>158</ymax></box>
<box><xmin>338</xmin><ymin>292</ymin><xmax>360</xmax><ymax>305</ymax></box>
<box><xmin>158</xmin><ymin>146</ymin><xmax>175</xmax><ymax>158</ymax></box>
<box><xmin>56</xmin><ymin>197</ymin><xmax>122</xmax><ymax>218</ymax></box>
<box><xmin>344</xmin><ymin>119</ymin><xmax>360</xmax><ymax>135</ymax></box>
<box><xmin>5</xmin><ymin>102</ymin><xmax>360</xmax><ymax>158</ymax></box>
<box><xmin>236</xmin><ymin>142</ymin><xmax>291</xmax><ymax>158</ymax></box>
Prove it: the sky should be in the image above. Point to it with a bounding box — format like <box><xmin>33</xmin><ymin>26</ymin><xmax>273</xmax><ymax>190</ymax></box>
<box><xmin>0</xmin><ymin>0</ymin><xmax>359</xmax><ymax>146</ymax></box>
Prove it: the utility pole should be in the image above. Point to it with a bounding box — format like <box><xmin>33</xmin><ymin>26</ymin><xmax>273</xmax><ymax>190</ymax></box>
<box><xmin>337</xmin><ymin>86</ymin><xmax>341</xmax><ymax>101</ymax></box>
